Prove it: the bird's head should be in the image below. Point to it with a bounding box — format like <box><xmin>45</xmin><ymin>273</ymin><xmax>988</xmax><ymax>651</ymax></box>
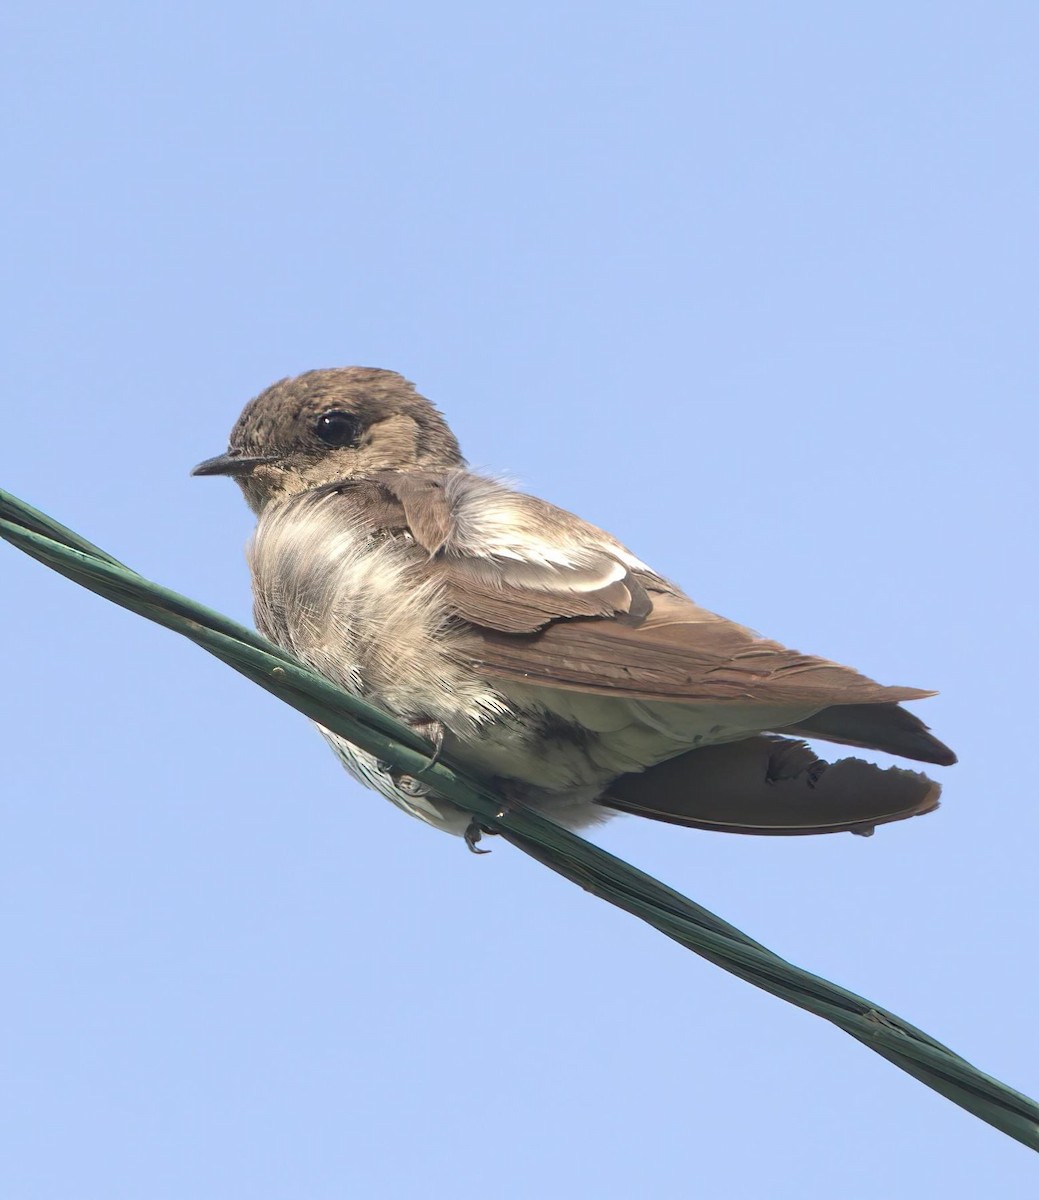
<box><xmin>192</xmin><ymin>367</ymin><xmax>464</xmax><ymax>513</ymax></box>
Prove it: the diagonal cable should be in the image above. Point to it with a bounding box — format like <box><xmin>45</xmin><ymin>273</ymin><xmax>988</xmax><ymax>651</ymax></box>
<box><xmin>1</xmin><ymin>486</ymin><xmax>1036</xmax><ymax>1152</ymax></box>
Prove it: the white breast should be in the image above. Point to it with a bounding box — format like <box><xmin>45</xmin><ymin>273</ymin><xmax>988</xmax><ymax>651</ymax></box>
<box><xmin>248</xmin><ymin>489</ymin><xmax>510</xmax><ymax>734</ymax></box>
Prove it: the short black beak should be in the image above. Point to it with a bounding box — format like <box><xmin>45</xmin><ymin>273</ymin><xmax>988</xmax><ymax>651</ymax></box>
<box><xmin>191</xmin><ymin>452</ymin><xmax>280</xmax><ymax>478</ymax></box>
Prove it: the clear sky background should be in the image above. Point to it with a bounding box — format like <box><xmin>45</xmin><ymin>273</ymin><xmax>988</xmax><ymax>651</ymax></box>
<box><xmin>2</xmin><ymin>4</ymin><xmax>1037</xmax><ymax>1196</ymax></box>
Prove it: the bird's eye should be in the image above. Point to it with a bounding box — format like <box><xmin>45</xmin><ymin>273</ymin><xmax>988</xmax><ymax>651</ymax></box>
<box><xmin>314</xmin><ymin>411</ymin><xmax>361</xmax><ymax>447</ymax></box>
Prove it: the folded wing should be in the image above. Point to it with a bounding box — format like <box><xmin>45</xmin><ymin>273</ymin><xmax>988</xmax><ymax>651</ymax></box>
<box><xmin>339</xmin><ymin>471</ymin><xmax>956</xmax><ymax>767</ymax></box>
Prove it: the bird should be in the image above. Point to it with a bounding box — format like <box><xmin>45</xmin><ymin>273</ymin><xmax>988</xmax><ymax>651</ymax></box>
<box><xmin>193</xmin><ymin>367</ymin><xmax>955</xmax><ymax>850</ymax></box>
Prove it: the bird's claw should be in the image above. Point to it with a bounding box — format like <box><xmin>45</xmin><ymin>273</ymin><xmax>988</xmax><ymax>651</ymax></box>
<box><xmin>393</xmin><ymin>773</ymin><xmax>431</xmax><ymax>797</ymax></box>
<box><xmin>465</xmin><ymin>820</ymin><xmax>495</xmax><ymax>854</ymax></box>
<box><xmin>410</xmin><ymin>718</ymin><xmax>446</xmax><ymax>779</ymax></box>
<box><xmin>377</xmin><ymin>718</ymin><xmax>444</xmax><ymax>795</ymax></box>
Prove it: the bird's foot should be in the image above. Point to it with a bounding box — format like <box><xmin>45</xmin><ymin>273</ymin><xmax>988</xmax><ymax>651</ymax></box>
<box><xmin>393</xmin><ymin>774</ymin><xmax>432</xmax><ymax>798</ymax></box>
<box><xmin>464</xmin><ymin>819</ymin><xmax>499</xmax><ymax>855</ymax></box>
<box><xmin>464</xmin><ymin>786</ymin><xmax>514</xmax><ymax>855</ymax></box>
<box><xmin>377</xmin><ymin>718</ymin><xmax>445</xmax><ymax>795</ymax></box>
<box><xmin>409</xmin><ymin>717</ymin><xmax>446</xmax><ymax>779</ymax></box>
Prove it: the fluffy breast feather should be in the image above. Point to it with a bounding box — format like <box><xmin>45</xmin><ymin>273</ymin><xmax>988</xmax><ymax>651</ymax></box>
<box><xmin>248</xmin><ymin>488</ymin><xmax>509</xmax><ymax>731</ymax></box>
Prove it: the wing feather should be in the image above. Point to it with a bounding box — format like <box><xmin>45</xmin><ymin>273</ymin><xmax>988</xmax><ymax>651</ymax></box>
<box><xmin>327</xmin><ymin>471</ymin><xmax>939</xmax><ymax>720</ymax></box>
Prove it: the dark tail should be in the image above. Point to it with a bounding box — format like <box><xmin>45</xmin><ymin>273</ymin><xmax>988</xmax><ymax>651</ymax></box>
<box><xmin>601</xmin><ymin>735</ymin><xmax>940</xmax><ymax>836</ymax></box>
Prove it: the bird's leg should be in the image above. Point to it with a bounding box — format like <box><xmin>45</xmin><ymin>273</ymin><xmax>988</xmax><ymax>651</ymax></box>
<box><xmin>465</xmin><ymin>820</ymin><xmax>493</xmax><ymax>854</ymax></box>
<box><xmin>463</xmin><ymin>779</ymin><xmax>521</xmax><ymax>854</ymax></box>
<box><xmin>379</xmin><ymin>717</ymin><xmax>445</xmax><ymax>795</ymax></box>
<box><xmin>409</xmin><ymin>717</ymin><xmax>446</xmax><ymax>778</ymax></box>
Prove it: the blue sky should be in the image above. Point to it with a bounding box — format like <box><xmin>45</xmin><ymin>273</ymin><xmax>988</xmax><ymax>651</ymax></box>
<box><xmin>2</xmin><ymin>3</ymin><xmax>1037</xmax><ymax>1196</ymax></box>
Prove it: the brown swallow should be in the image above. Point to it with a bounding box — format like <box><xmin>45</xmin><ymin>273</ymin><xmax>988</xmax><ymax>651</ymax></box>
<box><xmin>193</xmin><ymin>367</ymin><xmax>955</xmax><ymax>847</ymax></box>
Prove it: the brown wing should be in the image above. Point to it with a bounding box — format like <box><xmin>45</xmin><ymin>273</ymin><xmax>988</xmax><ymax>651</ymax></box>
<box><xmin>365</xmin><ymin>470</ymin><xmax>656</xmax><ymax>632</ymax></box>
<box><xmin>465</xmin><ymin>589</ymin><xmax>932</xmax><ymax>707</ymax></box>
<box><xmin>332</xmin><ymin>472</ymin><xmax>953</xmax><ymax>764</ymax></box>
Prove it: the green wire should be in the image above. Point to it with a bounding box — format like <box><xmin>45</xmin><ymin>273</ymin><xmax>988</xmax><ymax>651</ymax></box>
<box><xmin>2</xmin><ymin>486</ymin><xmax>1036</xmax><ymax>1153</ymax></box>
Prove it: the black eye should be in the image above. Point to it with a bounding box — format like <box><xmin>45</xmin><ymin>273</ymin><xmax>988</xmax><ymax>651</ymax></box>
<box><xmin>314</xmin><ymin>410</ymin><xmax>361</xmax><ymax>447</ymax></box>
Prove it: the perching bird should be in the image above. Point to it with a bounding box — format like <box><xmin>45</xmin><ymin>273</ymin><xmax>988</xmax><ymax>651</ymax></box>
<box><xmin>193</xmin><ymin>367</ymin><xmax>955</xmax><ymax>848</ymax></box>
